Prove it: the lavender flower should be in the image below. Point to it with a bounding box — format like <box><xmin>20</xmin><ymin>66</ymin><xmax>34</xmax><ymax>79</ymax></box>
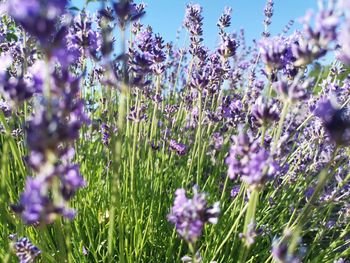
<box><xmin>211</xmin><ymin>132</ymin><xmax>224</xmax><ymax>150</ymax></box>
<box><xmin>239</xmin><ymin>222</ymin><xmax>257</xmax><ymax>245</ymax></box>
<box><xmin>217</xmin><ymin>7</ymin><xmax>232</xmax><ymax>30</ymax></box>
<box><xmin>82</xmin><ymin>246</ymin><xmax>88</xmax><ymax>256</ymax></box>
<box><xmin>169</xmin><ymin>139</ymin><xmax>187</xmax><ymax>156</ymax></box>
<box><xmin>251</xmin><ymin>97</ymin><xmax>279</xmax><ymax>126</ymax></box>
<box><xmin>301</xmin><ymin>2</ymin><xmax>339</xmax><ymax>47</ymax></box>
<box><xmin>181</xmin><ymin>251</ymin><xmax>202</xmax><ymax>262</ymax></box>
<box><xmin>0</xmin><ymin>99</ymin><xmax>11</xmax><ymax>117</ymax></box>
<box><xmin>101</xmin><ymin>123</ymin><xmax>110</xmax><ymax>146</ymax></box>
<box><xmin>259</xmin><ymin>37</ymin><xmax>287</xmax><ymax>74</ymax></box>
<box><xmin>65</xmin><ymin>11</ymin><xmax>101</xmax><ymax>61</ymax></box>
<box><xmin>291</xmin><ymin>38</ymin><xmax>327</xmax><ymax>67</ymax></box>
<box><xmin>0</xmin><ymin>73</ymin><xmax>40</xmax><ymax>105</ymax></box>
<box><xmin>314</xmin><ymin>98</ymin><xmax>350</xmax><ymax>146</ymax></box>
<box><xmin>272</xmin><ymin>78</ymin><xmax>311</xmax><ymax>102</ymax></box>
<box><xmin>12</xmin><ymin>69</ymin><xmax>88</xmax><ymax>225</ymax></box>
<box><xmin>184</xmin><ymin>4</ymin><xmax>203</xmax><ymax>37</ymax></box>
<box><xmin>11</xmin><ymin>236</ymin><xmax>41</xmax><ymax>263</ymax></box>
<box><xmin>291</xmin><ymin>2</ymin><xmax>340</xmax><ymax>66</ymax></box>
<box><xmin>184</xmin><ymin>4</ymin><xmax>204</xmax><ymax>56</ymax></box>
<box><xmin>167</xmin><ymin>187</ymin><xmax>220</xmax><ymax>244</ymax></box>
<box><xmin>272</xmin><ymin>238</ymin><xmax>301</xmax><ymax>263</ymax></box>
<box><xmin>7</xmin><ymin>0</ymin><xmax>67</xmax><ymax>46</ymax></box>
<box><xmin>263</xmin><ymin>0</ymin><xmax>274</xmax><ymax>37</ymax></box>
<box><xmin>113</xmin><ymin>1</ymin><xmax>146</xmax><ymax>29</ymax></box>
<box><xmin>226</xmin><ymin>132</ymin><xmax>278</xmax><ymax>188</ymax></box>
<box><xmin>218</xmin><ymin>34</ymin><xmax>237</xmax><ymax>58</ymax></box>
<box><xmin>60</xmin><ymin>165</ymin><xmax>86</xmax><ymax>200</ymax></box>
<box><xmin>12</xmin><ymin>174</ymin><xmax>79</xmax><ymax>225</ymax></box>
<box><xmin>231</xmin><ymin>185</ymin><xmax>241</xmax><ymax>198</ymax></box>
<box><xmin>334</xmin><ymin>259</ymin><xmax>348</xmax><ymax>263</ymax></box>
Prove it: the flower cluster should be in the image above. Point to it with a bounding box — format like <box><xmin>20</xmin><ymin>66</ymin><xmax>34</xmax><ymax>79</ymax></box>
<box><xmin>5</xmin><ymin>0</ymin><xmax>88</xmax><ymax>226</ymax></box>
<box><xmin>184</xmin><ymin>3</ymin><xmax>205</xmax><ymax>57</ymax></box>
<box><xmin>272</xmin><ymin>236</ymin><xmax>301</xmax><ymax>263</ymax></box>
<box><xmin>113</xmin><ymin>1</ymin><xmax>146</xmax><ymax>29</ymax></box>
<box><xmin>314</xmin><ymin>98</ymin><xmax>350</xmax><ymax>146</ymax></box>
<box><xmin>226</xmin><ymin>132</ymin><xmax>278</xmax><ymax>188</ymax></box>
<box><xmin>10</xmin><ymin>235</ymin><xmax>41</xmax><ymax>263</ymax></box>
<box><xmin>169</xmin><ymin>139</ymin><xmax>187</xmax><ymax>156</ymax></box>
<box><xmin>251</xmin><ymin>97</ymin><xmax>280</xmax><ymax>126</ymax></box>
<box><xmin>263</xmin><ymin>0</ymin><xmax>274</xmax><ymax>37</ymax></box>
<box><xmin>217</xmin><ymin>7</ymin><xmax>232</xmax><ymax>30</ymax></box>
<box><xmin>66</xmin><ymin>11</ymin><xmax>101</xmax><ymax>62</ymax></box>
<box><xmin>167</xmin><ymin>187</ymin><xmax>220</xmax><ymax>244</ymax></box>
<box><xmin>7</xmin><ymin>0</ymin><xmax>67</xmax><ymax>46</ymax></box>
<box><xmin>12</xmin><ymin>69</ymin><xmax>88</xmax><ymax>225</ymax></box>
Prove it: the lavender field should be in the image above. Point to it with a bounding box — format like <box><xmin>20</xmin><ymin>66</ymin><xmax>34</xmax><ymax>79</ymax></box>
<box><xmin>0</xmin><ymin>0</ymin><xmax>350</xmax><ymax>262</ymax></box>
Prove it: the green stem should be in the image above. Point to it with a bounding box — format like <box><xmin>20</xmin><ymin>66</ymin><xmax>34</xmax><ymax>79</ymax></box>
<box><xmin>285</xmin><ymin>147</ymin><xmax>339</xmax><ymax>254</ymax></box>
<box><xmin>150</xmin><ymin>75</ymin><xmax>161</xmax><ymax>139</ymax></box>
<box><xmin>107</xmin><ymin>24</ymin><xmax>127</xmax><ymax>263</ymax></box>
<box><xmin>211</xmin><ymin>203</ymin><xmax>248</xmax><ymax>261</ymax></box>
<box><xmin>196</xmin><ymin>90</ymin><xmax>202</xmax><ymax>185</ymax></box>
<box><xmin>188</xmin><ymin>242</ymin><xmax>198</xmax><ymax>263</ymax></box>
<box><xmin>272</xmin><ymin>101</ymin><xmax>290</xmax><ymax>153</ymax></box>
<box><xmin>239</xmin><ymin>189</ymin><xmax>259</xmax><ymax>263</ymax></box>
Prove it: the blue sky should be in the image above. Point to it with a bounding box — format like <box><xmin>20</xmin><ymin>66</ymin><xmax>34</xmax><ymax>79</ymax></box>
<box><xmin>71</xmin><ymin>0</ymin><xmax>319</xmax><ymax>49</ymax></box>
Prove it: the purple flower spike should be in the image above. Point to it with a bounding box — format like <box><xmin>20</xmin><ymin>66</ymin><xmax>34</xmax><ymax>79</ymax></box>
<box><xmin>169</xmin><ymin>139</ymin><xmax>187</xmax><ymax>156</ymax></box>
<box><xmin>218</xmin><ymin>34</ymin><xmax>237</xmax><ymax>58</ymax></box>
<box><xmin>7</xmin><ymin>0</ymin><xmax>67</xmax><ymax>46</ymax></box>
<box><xmin>61</xmin><ymin>165</ymin><xmax>86</xmax><ymax>200</ymax></box>
<box><xmin>259</xmin><ymin>37</ymin><xmax>287</xmax><ymax>73</ymax></box>
<box><xmin>251</xmin><ymin>97</ymin><xmax>279</xmax><ymax>126</ymax></box>
<box><xmin>167</xmin><ymin>187</ymin><xmax>220</xmax><ymax>244</ymax></box>
<box><xmin>113</xmin><ymin>1</ymin><xmax>146</xmax><ymax>28</ymax></box>
<box><xmin>217</xmin><ymin>7</ymin><xmax>232</xmax><ymax>29</ymax></box>
<box><xmin>12</xmin><ymin>236</ymin><xmax>41</xmax><ymax>263</ymax></box>
<box><xmin>314</xmin><ymin>98</ymin><xmax>350</xmax><ymax>146</ymax></box>
<box><xmin>272</xmin><ymin>238</ymin><xmax>301</xmax><ymax>263</ymax></box>
<box><xmin>226</xmin><ymin>132</ymin><xmax>278</xmax><ymax>188</ymax></box>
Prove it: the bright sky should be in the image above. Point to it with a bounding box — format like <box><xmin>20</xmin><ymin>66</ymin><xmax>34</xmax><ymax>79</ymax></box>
<box><xmin>71</xmin><ymin>0</ymin><xmax>319</xmax><ymax>49</ymax></box>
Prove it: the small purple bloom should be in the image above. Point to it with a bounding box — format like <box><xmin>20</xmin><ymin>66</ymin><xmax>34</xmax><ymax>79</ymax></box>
<box><xmin>251</xmin><ymin>97</ymin><xmax>279</xmax><ymax>126</ymax></box>
<box><xmin>11</xmin><ymin>236</ymin><xmax>41</xmax><ymax>263</ymax></box>
<box><xmin>212</xmin><ymin>132</ymin><xmax>224</xmax><ymax>150</ymax></box>
<box><xmin>226</xmin><ymin>132</ymin><xmax>278</xmax><ymax>188</ymax></box>
<box><xmin>217</xmin><ymin>7</ymin><xmax>232</xmax><ymax>29</ymax></box>
<box><xmin>61</xmin><ymin>165</ymin><xmax>86</xmax><ymax>200</ymax></box>
<box><xmin>239</xmin><ymin>222</ymin><xmax>257</xmax><ymax>245</ymax></box>
<box><xmin>272</xmin><ymin>238</ymin><xmax>301</xmax><ymax>263</ymax></box>
<box><xmin>183</xmin><ymin>4</ymin><xmax>203</xmax><ymax>37</ymax></box>
<box><xmin>259</xmin><ymin>37</ymin><xmax>287</xmax><ymax>73</ymax></box>
<box><xmin>167</xmin><ymin>187</ymin><xmax>220</xmax><ymax>244</ymax></box>
<box><xmin>272</xmin><ymin>78</ymin><xmax>311</xmax><ymax>102</ymax></box>
<box><xmin>314</xmin><ymin>98</ymin><xmax>350</xmax><ymax>146</ymax></box>
<box><xmin>113</xmin><ymin>1</ymin><xmax>146</xmax><ymax>28</ymax></box>
<box><xmin>0</xmin><ymin>74</ymin><xmax>39</xmax><ymax>105</ymax></box>
<box><xmin>231</xmin><ymin>185</ymin><xmax>241</xmax><ymax>199</ymax></box>
<box><xmin>169</xmin><ymin>139</ymin><xmax>187</xmax><ymax>156</ymax></box>
<box><xmin>304</xmin><ymin>187</ymin><xmax>314</xmax><ymax>200</ymax></box>
<box><xmin>0</xmin><ymin>99</ymin><xmax>11</xmax><ymax>117</ymax></box>
<box><xmin>7</xmin><ymin>0</ymin><xmax>67</xmax><ymax>46</ymax></box>
<box><xmin>101</xmin><ymin>123</ymin><xmax>110</xmax><ymax>146</ymax></box>
<box><xmin>82</xmin><ymin>246</ymin><xmax>88</xmax><ymax>256</ymax></box>
<box><xmin>337</xmin><ymin>20</ymin><xmax>350</xmax><ymax>65</ymax></box>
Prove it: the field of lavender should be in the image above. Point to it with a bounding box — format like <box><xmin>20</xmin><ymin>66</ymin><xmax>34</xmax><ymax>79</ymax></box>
<box><xmin>0</xmin><ymin>0</ymin><xmax>350</xmax><ymax>262</ymax></box>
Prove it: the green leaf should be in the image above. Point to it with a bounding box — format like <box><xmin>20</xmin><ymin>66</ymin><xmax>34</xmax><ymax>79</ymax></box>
<box><xmin>6</xmin><ymin>33</ymin><xmax>18</xmax><ymax>42</ymax></box>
